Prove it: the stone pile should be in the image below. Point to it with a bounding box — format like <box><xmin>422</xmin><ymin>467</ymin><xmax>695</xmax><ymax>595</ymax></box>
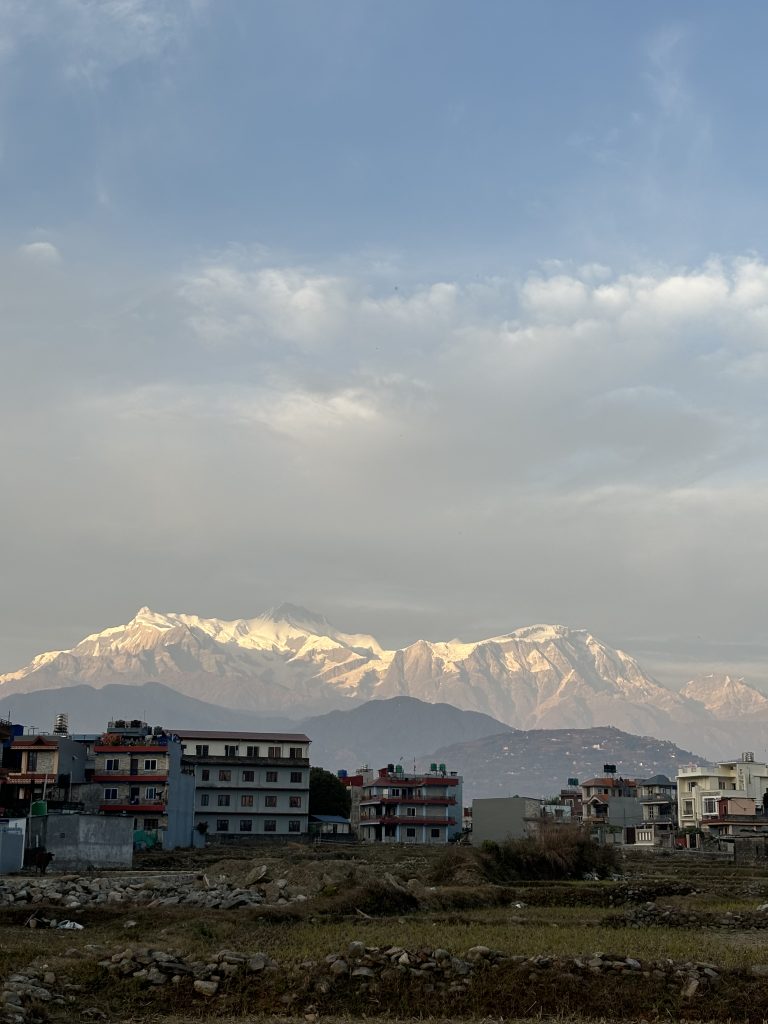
<box><xmin>521</xmin><ymin>880</ymin><xmax>696</xmax><ymax>908</ymax></box>
<box><xmin>611</xmin><ymin>901</ymin><xmax>768</xmax><ymax>930</ymax></box>
<box><xmin>7</xmin><ymin>942</ymin><xmax>768</xmax><ymax>1021</ymax></box>
<box><xmin>0</xmin><ymin>874</ymin><xmax>271</xmax><ymax>912</ymax></box>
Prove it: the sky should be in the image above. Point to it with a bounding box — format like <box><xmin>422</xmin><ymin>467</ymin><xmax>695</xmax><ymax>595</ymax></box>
<box><xmin>2</xmin><ymin>1</ymin><xmax>768</xmax><ymax>687</ymax></box>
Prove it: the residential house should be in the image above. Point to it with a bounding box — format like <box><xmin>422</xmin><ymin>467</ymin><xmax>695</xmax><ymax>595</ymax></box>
<box><xmin>4</xmin><ymin>731</ymin><xmax>87</xmax><ymax>812</ymax></box>
<box><xmin>358</xmin><ymin>764</ymin><xmax>462</xmax><ymax>844</ymax></box>
<box><xmin>174</xmin><ymin>730</ymin><xmax>310</xmax><ymax>838</ymax></box>
<box><xmin>634</xmin><ymin>774</ymin><xmax>677</xmax><ymax>848</ymax></box>
<box><xmin>472</xmin><ymin>796</ymin><xmax>542</xmax><ymax>843</ymax></box>
<box><xmin>94</xmin><ymin>721</ymin><xmax>194</xmax><ymax>849</ymax></box>
<box><xmin>676</xmin><ymin>753</ymin><xmax>768</xmax><ymax>833</ymax></box>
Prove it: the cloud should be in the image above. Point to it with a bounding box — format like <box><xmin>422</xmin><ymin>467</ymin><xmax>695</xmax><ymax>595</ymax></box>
<box><xmin>3</xmin><ymin>249</ymin><xmax>768</xmax><ymax>678</ymax></box>
<box><xmin>17</xmin><ymin>241</ymin><xmax>61</xmax><ymax>264</ymax></box>
<box><xmin>0</xmin><ymin>0</ymin><xmax>207</xmax><ymax>81</ymax></box>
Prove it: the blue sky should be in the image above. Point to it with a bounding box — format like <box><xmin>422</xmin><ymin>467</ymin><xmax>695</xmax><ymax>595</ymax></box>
<box><xmin>3</xmin><ymin>1</ymin><xmax>768</xmax><ymax>684</ymax></box>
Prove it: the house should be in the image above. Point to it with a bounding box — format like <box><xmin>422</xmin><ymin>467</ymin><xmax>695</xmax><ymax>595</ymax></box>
<box><xmin>634</xmin><ymin>774</ymin><xmax>677</xmax><ymax>848</ymax></box>
<box><xmin>309</xmin><ymin>814</ymin><xmax>352</xmax><ymax>837</ymax></box>
<box><xmin>358</xmin><ymin>763</ymin><xmax>462</xmax><ymax>844</ymax></box>
<box><xmin>676</xmin><ymin>753</ymin><xmax>768</xmax><ymax>832</ymax></box>
<box><xmin>338</xmin><ymin>769</ymin><xmax>367</xmax><ymax>834</ymax></box>
<box><xmin>93</xmin><ymin>721</ymin><xmax>195</xmax><ymax>849</ymax></box>
<box><xmin>471</xmin><ymin>796</ymin><xmax>542</xmax><ymax>843</ymax></box>
<box><xmin>4</xmin><ymin>731</ymin><xmax>87</xmax><ymax>812</ymax></box>
<box><xmin>174</xmin><ymin>730</ymin><xmax>310</xmax><ymax>838</ymax></box>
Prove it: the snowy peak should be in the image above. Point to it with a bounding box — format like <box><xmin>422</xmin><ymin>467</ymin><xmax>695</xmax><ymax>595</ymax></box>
<box><xmin>0</xmin><ymin>607</ymin><xmax>761</xmax><ymax>756</ymax></box>
<box><xmin>681</xmin><ymin>674</ymin><xmax>768</xmax><ymax>718</ymax></box>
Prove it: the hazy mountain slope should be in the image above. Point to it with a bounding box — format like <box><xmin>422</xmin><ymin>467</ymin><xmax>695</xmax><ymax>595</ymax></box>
<box><xmin>425</xmin><ymin>726</ymin><xmax>706</xmax><ymax>802</ymax></box>
<box><xmin>0</xmin><ymin>682</ymin><xmax>297</xmax><ymax>734</ymax></box>
<box><xmin>0</xmin><ymin>604</ymin><xmax>749</xmax><ymax>754</ymax></box>
<box><xmin>301</xmin><ymin>697</ymin><xmax>515</xmax><ymax>773</ymax></box>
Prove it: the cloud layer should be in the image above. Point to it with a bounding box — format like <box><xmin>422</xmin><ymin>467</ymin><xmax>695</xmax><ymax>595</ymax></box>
<box><xmin>2</xmin><ymin>249</ymin><xmax>768</xmax><ymax>682</ymax></box>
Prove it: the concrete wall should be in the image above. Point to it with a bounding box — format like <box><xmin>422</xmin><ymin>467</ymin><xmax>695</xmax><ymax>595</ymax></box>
<box><xmin>472</xmin><ymin>797</ymin><xmax>542</xmax><ymax>844</ymax></box>
<box><xmin>166</xmin><ymin>762</ymin><xmax>195</xmax><ymax>850</ymax></box>
<box><xmin>0</xmin><ymin>827</ymin><xmax>25</xmax><ymax>873</ymax></box>
<box><xmin>29</xmin><ymin>813</ymin><xmax>133</xmax><ymax>870</ymax></box>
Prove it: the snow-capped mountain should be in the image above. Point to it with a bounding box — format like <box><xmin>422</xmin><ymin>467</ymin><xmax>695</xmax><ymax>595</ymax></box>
<box><xmin>681</xmin><ymin>673</ymin><xmax>768</xmax><ymax>719</ymax></box>
<box><xmin>0</xmin><ymin>604</ymin><xmax>755</xmax><ymax>755</ymax></box>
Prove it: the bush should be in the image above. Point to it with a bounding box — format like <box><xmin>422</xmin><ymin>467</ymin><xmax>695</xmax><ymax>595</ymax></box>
<box><xmin>474</xmin><ymin>825</ymin><xmax>618</xmax><ymax>882</ymax></box>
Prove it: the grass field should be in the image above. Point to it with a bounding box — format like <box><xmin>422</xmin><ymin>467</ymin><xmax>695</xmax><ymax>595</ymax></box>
<box><xmin>4</xmin><ymin>841</ymin><xmax>768</xmax><ymax>1022</ymax></box>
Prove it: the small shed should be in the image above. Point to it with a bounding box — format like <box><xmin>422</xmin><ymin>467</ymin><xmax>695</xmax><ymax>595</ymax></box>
<box><xmin>309</xmin><ymin>814</ymin><xmax>352</xmax><ymax>836</ymax></box>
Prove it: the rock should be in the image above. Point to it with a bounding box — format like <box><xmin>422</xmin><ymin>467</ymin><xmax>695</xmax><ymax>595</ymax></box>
<box><xmin>348</xmin><ymin>941</ymin><xmax>366</xmax><ymax>959</ymax></box>
<box><xmin>750</xmin><ymin>965</ymin><xmax>768</xmax><ymax>977</ymax></box>
<box><xmin>329</xmin><ymin>959</ymin><xmax>349</xmax><ymax>976</ymax></box>
<box><xmin>683</xmin><ymin>978</ymin><xmax>699</xmax><ymax>999</ymax></box>
<box><xmin>352</xmin><ymin>966</ymin><xmax>375</xmax><ymax>978</ymax></box>
<box><xmin>245</xmin><ymin>864</ymin><xmax>270</xmax><ymax>886</ymax></box>
<box><xmin>466</xmin><ymin>945</ymin><xmax>492</xmax><ymax>960</ymax></box>
<box><xmin>194</xmin><ymin>979</ymin><xmax>219</xmax><ymax>997</ymax></box>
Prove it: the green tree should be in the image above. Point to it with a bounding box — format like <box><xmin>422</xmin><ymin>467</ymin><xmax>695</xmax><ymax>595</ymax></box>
<box><xmin>309</xmin><ymin>767</ymin><xmax>352</xmax><ymax>818</ymax></box>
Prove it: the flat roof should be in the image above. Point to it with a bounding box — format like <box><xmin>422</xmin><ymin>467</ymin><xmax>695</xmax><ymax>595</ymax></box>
<box><xmin>173</xmin><ymin>730</ymin><xmax>310</xmax><ymax>743</ymax></box>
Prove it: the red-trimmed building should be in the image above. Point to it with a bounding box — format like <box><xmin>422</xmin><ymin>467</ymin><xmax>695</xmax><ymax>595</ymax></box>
<box><xmin>3</xmin><ymin>732</ymin><xmax>86</xmax><ymax>811</ymax></box>
<box><xmin>358</xmin><ymin>764</ymin><xmax>463</xmax><ymax>844</ymax></box>
<box><xmin>94</xmin><ymin>720</ymin><xmax>194</xmax><ymax>849</ymax></box>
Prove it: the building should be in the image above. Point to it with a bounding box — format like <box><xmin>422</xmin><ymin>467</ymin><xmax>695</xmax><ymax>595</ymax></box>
<box><xmin>472</xmin><ymin>796</ymin><xmax>542</xmax><ymax>843</ymax></box>
<box><xmin>27</xmin><ymin>812</ymin><xmax>134</xmax><ymax>871</ymax></box>
<box><xmin>309</xmin><ymin>814</ymin><xmax>352</xmax><ymax>837</ymax></box>
<box><xmin>358</xmin><ymin>763</ymin><xmax>462</xmax><ymax>844</ymax></box>
<box><xmin>93</xmin><ymin>720</ymin><xmax>195</xmax><ymax>849</ymax></box>
<box><xmin>676</xmin><ymin>753</ymin><xmax>768</xmax><ymax>831</ymax></box>
<box><xmin>174</xmin><ymin>730</ymin><xmax>310</xmax><ymax>838</ymax></box>
<box><xmin>3</xmin><ymin>731</ymin><xmax>87</xmax><ymax>812</ymax></box>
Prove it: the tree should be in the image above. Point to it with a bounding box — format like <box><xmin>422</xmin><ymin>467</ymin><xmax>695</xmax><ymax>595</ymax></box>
<box><xmin>309</xmin><ymin>767</ymin><xmax>351</xmax><ymax>818</ymax></box>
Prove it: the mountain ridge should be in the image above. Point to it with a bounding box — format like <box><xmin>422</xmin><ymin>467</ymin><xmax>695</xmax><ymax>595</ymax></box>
<box><xmin>0</xmin><ymin>604</ymin><xmax>763</xmax><ymax>758</ymax></box>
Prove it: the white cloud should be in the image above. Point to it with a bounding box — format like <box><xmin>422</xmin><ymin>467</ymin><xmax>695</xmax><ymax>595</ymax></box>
<box><xmin>0</xmin><ymin>0</ymin><xmax>207</xmax><ymax>81</ymax></box>
<box><xmin>4</xmin><ymin>249</ymin><xmax>768</xmax><ymax>677</ymax></box>
<box><xmin>17</xmin><ymin>241</ymin><xmax>61</xmax><ymax>264</ymax></box>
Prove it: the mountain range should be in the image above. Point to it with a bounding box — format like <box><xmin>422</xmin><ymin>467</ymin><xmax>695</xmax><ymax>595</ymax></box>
<box><xmin>1</xmin><ymin>603</ymin><xmax>766</xmax><ymax>760</ymax></box>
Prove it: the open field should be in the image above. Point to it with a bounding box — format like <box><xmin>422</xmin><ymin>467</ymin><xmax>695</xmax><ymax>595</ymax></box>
<box><xmin>4</xmin><ymin>843</ymin><xmax>768</xmax><ymax>1023</ymax></box>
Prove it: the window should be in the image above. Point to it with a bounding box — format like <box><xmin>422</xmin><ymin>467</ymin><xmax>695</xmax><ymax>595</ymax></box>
<box><xmin>266</xmin><ymin>771</ymin><xmax>278</xmax><ymax>783</ymax></box>
<box><xmin>431</xmin><ymin>828</ymin><xmax>441</xmax><ymax>838</ymax></box>
<box><xmin>265</xmin><ymin>795</ymin><xmax>277</xmax><ymax>807</ymax></box>
<box><xmin>105</xmin><ymin>758</ymin><xmax>120</xmax><ymax>771</ymax></box>
<box><xmin>242</xmin><ymin>770</ymin><xmax>254</xmax><ymax>782</ymax></box>
<box><xmin>406</xmin><ymin>807</ymin><xmax>416</xmax><ymax>816</ymax></box>
<box><xmin>216</xmin><ymin>819</ymin><xmax>229</xmax><ymax>832</ymax></box>
<box><xmin>246</xmin><ymin>746</ymin><xmax>259</xmax><ymax>758</ymax></box>
<box><xmin>103</xmin><ymin>788</ymin><xmax>118</xmax><ymax>800</ymax></box>
<box><xmin>200</xmin><ymin>794</ymin><xmax>209</xmax><ymax>807</ymax></box>
<box><xmin>27</xmin><ymin>752</ymin><xmax>38</xmax><ymax>771</ymax></box>
<box><xmin>288</xmin><ymin>820</ymin><xmax>301</xmax><ymax>833</ymax></box>
<box><xmin>145</xmin><ymin>787</ymin><xmax>158</xmax><ymax>800</ymax></box>
<box><xmin>289</xmin><ymin>747</ymin><xmax>303</xmax><ymax>758</ymax></box>
<box><xmin>268</xmin><ymin>746</ymin><xmax>282</xmax><ymax>758</ymax></box>
<box><xmin>219</xmin><ymin>769</ymin><xmax>231</xmax><ymax>782</ymax></box>
<box><xmin>390</xmin><ymin>788</ymin><xmax>400</xmax><ymax>797</ymax></box>
<box><xmin>239</xmin><ymin>819</ymin><xmax>252</xmax><ymax>832</ymax></box>
<box><xmin>241</xmin><ymin>794</ymin><xmax>253</xmax><ymax>807</ymax></box>
<box><xmin>683</xmin><ymin>800</ymin><xmax>694</xmax><ymax>816</ymax></box>
<box><xmin>201</xmin><ymin>769</ymin><xmax>210</xmax><ymax>781</ymax></box>
<box><xmin>289</xmin><ymin>795</ymin><xmax>302</xmax><ymax>808</ymax></box>
<box><xmin>143</xmin><ymin>818</ymin><xmax>159</xmax><ymax>829</ymax></box>
<box><xmin>224</xmin><ymin>745</ymin><xmax>238</xmax><ymax>757</ymax></box>
<box><xmin>406</xmin><ymin>827</ymin><xmax>416</xmax><ymax>838</ymax></box>
<box><xmin>702</xmin><ymin>798</ymin><xmax>718</xmax><ymax>815</ymax></box>
<box><xmin>195</xmin><ymin>745</ymin><xmax>209</xmax><ymax>757</ymax></box>
<box><xmin>290</xmin><ymin>771</ymin><xmax>303</xmax><ymax>783</ymax></box>
<box><xmin>144</xmin><ymin>759</ymin><xmax>157</xmax><ymax>771</ymax></box>
<box><xmin>217</xmin><ymin>794</ymin><xmax>231</xmax><ymax>807</ymax></box>
<box><xmin>264</xmin><ymin>819</ymin><xmax>277</xmax><ymax>832</ymax></box>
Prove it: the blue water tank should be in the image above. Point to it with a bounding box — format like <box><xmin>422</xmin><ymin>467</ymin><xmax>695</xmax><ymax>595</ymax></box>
<box><xmin>337</xmin><ymin>769</ymin><xmax>348</xmax><ymax>779</ymax></box>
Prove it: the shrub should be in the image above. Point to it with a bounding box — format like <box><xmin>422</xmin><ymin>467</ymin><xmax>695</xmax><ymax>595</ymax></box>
<box><xmin>474</xmin><ymin>825</ymin><xmax>618</xmax><ymax>882</ymax></box>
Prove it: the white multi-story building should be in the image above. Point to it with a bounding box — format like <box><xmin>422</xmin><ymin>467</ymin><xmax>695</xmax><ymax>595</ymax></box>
<box><xmin>358</xmin><ymin>763</ymin><xmax>462</xmax><ymax>844</ymax></box>
<box><xmin>175</xmin><ymin>730</ymin><xmax>310</xmax><ymax>838</ymax></box>
<box><xmin>676</xmin><ymin>753</ymin><xmax>768</xmax><ymax>829</ymax></box>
